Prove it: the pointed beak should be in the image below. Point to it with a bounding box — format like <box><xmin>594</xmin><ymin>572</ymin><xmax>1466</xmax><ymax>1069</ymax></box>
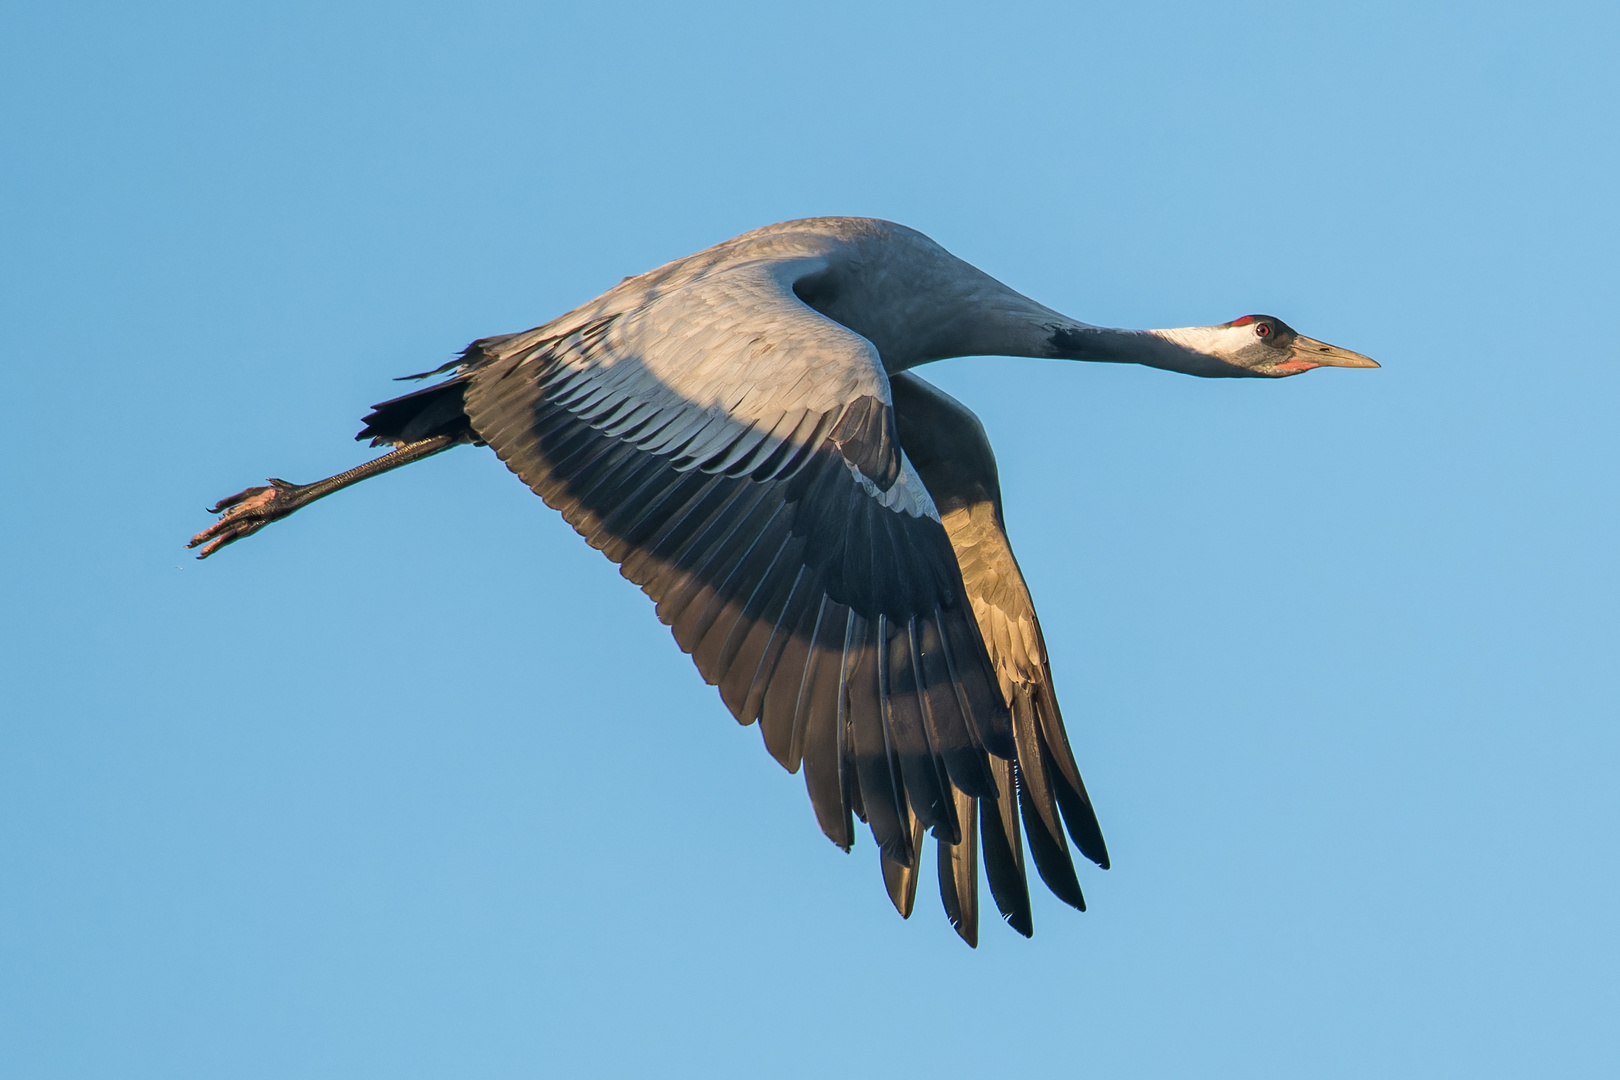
<box><xmin>1289</xmin><ymin>335</ymin><xmax>1380</xmax><ymax>370</ymax></box>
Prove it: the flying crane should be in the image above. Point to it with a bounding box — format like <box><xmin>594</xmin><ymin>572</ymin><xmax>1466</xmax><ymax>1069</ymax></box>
<box><xmin>192</xmin><ymin>218</ymin><xmax>1378</xmax><ymax>944</ymax></box>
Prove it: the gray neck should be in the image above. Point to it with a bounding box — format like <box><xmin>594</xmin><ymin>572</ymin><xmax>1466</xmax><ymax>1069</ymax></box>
<box><xmin>1041</xmin><ymin>324</ymin><xmax>1257</xmax><ymax>378</ymax></box>
<box><xmin>797</xmin><ymin>239</ymin><xmax>1251</xmax><ymax>378</ymax></box>
<box><xmin>887</xmin><ymin>296</ymin><xmax>1254</xmax><ymax>380</ymax></box>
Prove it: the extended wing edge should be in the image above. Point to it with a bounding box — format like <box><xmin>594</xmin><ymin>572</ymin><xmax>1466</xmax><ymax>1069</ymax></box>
<box><xmin>893</xmin><ymin>370</ymin><xmax>1110</xmax><ymax>944</ymax></box>
<box><xmin>457</xmin><ymin>319</ymin><xmax>1015</xmax><ymax>911</ymax></box>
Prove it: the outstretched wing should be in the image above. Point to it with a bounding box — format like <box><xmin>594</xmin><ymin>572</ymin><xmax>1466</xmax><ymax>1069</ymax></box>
<box><xmin>891</xmin><ymin>371</ymin><xmax>1109</xmax><ymax>944</ymax></box>
<box><xmin>453</xmin><ymin>255</ymin><xmax>1015</xmax><ymax>897</ymax></box>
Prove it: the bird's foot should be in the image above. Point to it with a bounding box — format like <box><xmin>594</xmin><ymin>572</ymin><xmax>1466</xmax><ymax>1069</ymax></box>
<box><xmin>188</xmin><ymin>479</ymin><xmax>310</xmax><ymax>558</ymax></box>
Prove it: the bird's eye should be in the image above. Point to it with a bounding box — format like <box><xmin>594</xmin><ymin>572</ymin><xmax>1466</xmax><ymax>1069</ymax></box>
<box><xmin>1254</xmin><ymin>323</ymin><xmax>1271</xmax><ymax>338</ymax></box>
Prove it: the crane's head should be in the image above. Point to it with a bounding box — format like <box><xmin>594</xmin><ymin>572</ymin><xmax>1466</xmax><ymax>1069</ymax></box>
<box><xmin>1155</xmin><ymin>316</ymin><xmax>1380</xmax><ymax>377</ymax></box>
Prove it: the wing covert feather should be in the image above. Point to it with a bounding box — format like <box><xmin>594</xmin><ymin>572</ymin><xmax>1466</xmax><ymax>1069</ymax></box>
<box><xmin>443</xmin><ymin>258</ymin><xmax>1014</xmax><ymax>927</ymax></box>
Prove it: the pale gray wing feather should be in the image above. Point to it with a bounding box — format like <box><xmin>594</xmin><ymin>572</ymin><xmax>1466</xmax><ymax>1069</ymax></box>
<box><xmin>455</xmin><ymin>255</ymin><xmax>1015</xmax><ymax>907</ymax></box>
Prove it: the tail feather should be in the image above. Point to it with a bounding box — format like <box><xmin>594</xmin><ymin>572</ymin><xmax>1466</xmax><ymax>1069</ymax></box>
<box><xmin>356</xmin><ymin>375</ymin><xmax>477</xmax><ymax>448</ymax></box>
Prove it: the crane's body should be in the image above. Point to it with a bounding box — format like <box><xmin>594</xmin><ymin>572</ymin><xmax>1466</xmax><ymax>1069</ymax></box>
<box><xmin>192</xmin><ymin>217</ymin><xmax>1377</xmax><ymax>945</ymax></box>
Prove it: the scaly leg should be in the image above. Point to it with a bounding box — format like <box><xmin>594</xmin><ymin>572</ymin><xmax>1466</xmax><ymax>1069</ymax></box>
<box><xmin>188</xmin><ymin>434</ymin><xmax>460</xmax><ymax>559</ymax></box>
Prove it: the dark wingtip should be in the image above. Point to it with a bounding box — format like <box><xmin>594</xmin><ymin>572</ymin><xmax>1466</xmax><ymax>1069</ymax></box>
<box><xmin>1053</xmin><ymin>779</ymin><xmax>1111</xmax><ymax>870</ymax></box>
<box><xmin>881</xmin><ymin>853</ymin><xmax>917</xmax><ymax>919</ymax></box>
<box><xmin>981</xmin><ymin>776</ymin><xmax>1034</xmax><ymax>939</ymax></box>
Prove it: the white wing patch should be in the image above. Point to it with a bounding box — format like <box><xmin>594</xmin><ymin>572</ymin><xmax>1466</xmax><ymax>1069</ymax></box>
<box><xmin>849</xmin><ymin>452</ymin><xmax>940</xmax><ymax>521</ymax></box>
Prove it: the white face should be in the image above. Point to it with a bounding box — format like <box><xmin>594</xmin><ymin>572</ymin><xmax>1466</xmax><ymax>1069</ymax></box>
<box><xmin>1154</xmin><ymin>317</ymin><xmax>1379</xmax><ymax>378</ymax></box>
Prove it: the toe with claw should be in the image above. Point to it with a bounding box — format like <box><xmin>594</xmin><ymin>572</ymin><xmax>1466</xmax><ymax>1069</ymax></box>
<box><xmin>188</xmin><ymin>479</ymin><xmax>309</xmax><ymax>558</ymax></box>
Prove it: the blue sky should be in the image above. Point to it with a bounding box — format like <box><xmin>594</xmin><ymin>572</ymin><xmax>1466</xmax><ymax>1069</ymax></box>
<box><xmin>3</xmin><ymin>1</ymin><xmax>1617</xmax><ymax>1076</ymax></box>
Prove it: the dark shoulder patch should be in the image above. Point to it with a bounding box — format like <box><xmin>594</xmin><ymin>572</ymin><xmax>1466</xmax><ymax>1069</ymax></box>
<box><xmin>890</xmin><ymin>372</ymin><xmax>999</xmax><ymax>518</ymax></box>
<box><xmin>826</xmin><ymin>395</ymin><xmax>900</xmax><ymax>490</ymax></box>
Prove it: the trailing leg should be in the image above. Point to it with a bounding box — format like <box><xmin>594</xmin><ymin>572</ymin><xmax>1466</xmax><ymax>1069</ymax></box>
<box><xmin>188</xmin><ymin>434</ymin><xmax>461</xmax><ymax>558</ymax></box>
